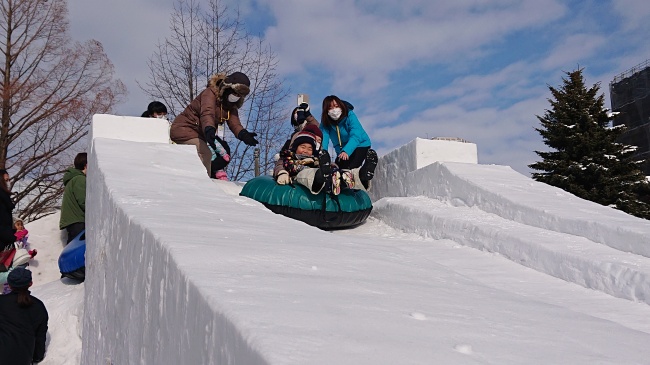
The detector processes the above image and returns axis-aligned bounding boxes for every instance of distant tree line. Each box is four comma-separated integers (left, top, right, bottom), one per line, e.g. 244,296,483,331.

530,68,650,219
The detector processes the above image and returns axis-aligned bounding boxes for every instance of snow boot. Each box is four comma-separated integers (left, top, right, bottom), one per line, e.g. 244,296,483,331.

360,149,378,183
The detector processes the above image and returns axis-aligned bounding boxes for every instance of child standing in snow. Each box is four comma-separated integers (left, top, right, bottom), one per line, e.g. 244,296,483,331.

14,219,27,244
209,134,231,180
13,220,36,262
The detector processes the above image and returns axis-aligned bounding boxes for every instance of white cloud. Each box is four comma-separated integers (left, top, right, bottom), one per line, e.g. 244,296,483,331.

367,91,550,174
612,0,650,30
261,0,566,93
540,34,607,70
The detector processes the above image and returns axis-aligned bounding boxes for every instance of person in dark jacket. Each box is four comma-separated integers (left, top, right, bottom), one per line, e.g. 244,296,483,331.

140,101,168,119
0,267,48,364
170,72,258,177
59,153,86,244
0,169,16,249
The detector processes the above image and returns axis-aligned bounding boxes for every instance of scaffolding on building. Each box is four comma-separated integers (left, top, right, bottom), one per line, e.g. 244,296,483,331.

609,58,650,174
610,58,650,114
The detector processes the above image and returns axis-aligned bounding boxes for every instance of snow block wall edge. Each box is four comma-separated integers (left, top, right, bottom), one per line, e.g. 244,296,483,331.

82,138,269,365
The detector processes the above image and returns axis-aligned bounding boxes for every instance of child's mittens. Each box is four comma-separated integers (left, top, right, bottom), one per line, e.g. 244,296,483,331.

29,249,37,258
276,171,290,185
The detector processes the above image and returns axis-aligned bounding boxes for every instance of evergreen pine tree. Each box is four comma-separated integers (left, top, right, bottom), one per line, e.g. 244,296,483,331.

530,68,650,219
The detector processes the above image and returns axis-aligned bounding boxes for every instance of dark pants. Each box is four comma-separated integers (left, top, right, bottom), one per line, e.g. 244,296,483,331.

335,146,370,170
65,222,85,244
0,227,16,249
210,154,230,178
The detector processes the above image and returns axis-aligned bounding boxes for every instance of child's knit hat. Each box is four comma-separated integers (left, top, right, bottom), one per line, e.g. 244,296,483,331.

301,124,323,140
290,131,317,154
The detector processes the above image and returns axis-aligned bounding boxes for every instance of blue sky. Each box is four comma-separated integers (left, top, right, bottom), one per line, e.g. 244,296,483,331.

68,0,650,175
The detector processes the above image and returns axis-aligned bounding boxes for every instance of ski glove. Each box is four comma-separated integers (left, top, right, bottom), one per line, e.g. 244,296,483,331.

238,129,259,146
296,103,311,123
204,126,217,150
205,127,231,156
276,171,290,185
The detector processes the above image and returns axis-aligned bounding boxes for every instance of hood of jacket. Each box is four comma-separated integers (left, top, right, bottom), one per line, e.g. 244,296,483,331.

63,167,85,186
208,73,250,109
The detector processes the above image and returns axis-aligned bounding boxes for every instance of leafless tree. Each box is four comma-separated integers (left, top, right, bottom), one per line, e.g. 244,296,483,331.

140,0,290,180
0,0,126,221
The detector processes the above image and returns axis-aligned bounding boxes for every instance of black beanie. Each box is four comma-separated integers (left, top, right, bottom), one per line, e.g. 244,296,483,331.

225,72,250,87
8,267,32,288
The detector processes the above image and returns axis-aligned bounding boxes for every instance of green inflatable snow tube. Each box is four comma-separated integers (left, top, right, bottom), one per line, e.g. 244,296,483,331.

240,175,372,229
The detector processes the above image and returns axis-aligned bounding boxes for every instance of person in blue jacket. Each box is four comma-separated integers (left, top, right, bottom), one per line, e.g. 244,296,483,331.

320,95,377,189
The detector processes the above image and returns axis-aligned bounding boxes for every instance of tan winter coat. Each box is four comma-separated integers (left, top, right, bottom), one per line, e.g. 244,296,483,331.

170,74,247,143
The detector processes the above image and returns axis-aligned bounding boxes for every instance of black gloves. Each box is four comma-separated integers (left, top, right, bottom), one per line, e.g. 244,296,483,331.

204,126,217,150
205,126,232,154
296,103,311,123
238,129,259,146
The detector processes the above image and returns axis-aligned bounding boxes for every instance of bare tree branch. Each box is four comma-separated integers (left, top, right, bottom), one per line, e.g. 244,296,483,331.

0,0,126,222
139,0,290,180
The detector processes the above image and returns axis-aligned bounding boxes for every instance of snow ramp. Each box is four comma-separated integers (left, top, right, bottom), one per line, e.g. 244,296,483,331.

80,117,650,364
371,138,650,304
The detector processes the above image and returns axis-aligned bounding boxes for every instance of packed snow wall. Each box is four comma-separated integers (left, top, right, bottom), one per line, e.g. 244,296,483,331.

369,137,477,199
81,116,268,364
371,138,650,258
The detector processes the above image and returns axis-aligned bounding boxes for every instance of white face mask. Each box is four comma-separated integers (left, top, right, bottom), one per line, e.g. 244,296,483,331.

228,94,241,103
328,107,342,120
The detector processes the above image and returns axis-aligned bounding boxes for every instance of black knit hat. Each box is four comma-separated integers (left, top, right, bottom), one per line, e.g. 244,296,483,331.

225,72,250,87
224,72,251,98
8,267,32,288
220,72,251,109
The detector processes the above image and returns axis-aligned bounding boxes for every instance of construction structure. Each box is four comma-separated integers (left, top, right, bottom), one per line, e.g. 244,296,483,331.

609,59,650,174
